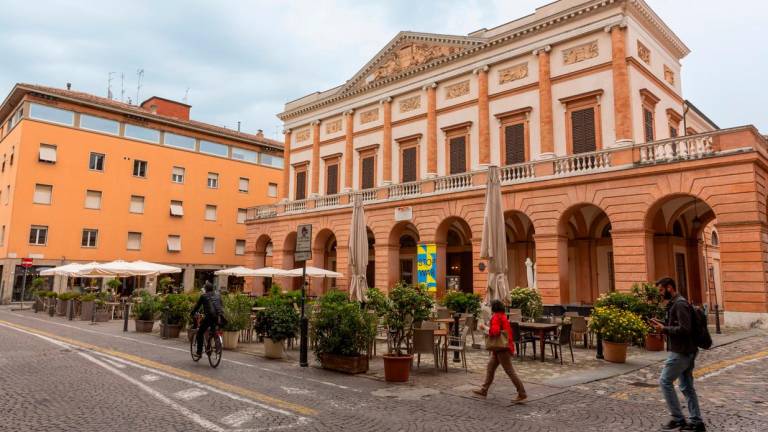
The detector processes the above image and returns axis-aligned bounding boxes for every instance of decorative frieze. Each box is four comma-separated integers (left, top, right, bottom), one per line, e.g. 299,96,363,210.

664,65,675,85
325,119,342,134
498,63,529,84
637,41,651,64
360,108,379,124
399,95,421,113
563,40,599,65
296,128,310,143
365,43,463,85
445,80,470,99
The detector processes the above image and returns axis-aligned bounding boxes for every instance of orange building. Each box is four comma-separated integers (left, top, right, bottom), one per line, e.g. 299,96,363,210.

246,0,768,328
0,84,283,302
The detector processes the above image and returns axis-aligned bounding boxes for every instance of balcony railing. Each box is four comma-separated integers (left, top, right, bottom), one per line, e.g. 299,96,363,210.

500,162,535,184
434,172,472,192
553,150,612,176
285,199,308,213
315,193,342,209
639,135,714,163
388,181,421,198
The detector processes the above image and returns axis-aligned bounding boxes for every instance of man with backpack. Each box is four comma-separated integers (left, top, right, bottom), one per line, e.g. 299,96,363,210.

651,277,706,431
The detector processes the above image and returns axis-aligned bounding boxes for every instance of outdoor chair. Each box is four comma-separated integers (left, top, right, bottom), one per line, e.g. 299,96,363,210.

508,308,522,315
411,328,440,369
443,326,469,372
570,316,591,348
507,312,523,323
512,321,537,360
373,320,390,357
544,323,574,364
463,315,477,348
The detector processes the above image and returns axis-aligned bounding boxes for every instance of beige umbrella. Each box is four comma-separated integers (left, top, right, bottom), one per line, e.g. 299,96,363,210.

480,166,510,304
348,195,368,302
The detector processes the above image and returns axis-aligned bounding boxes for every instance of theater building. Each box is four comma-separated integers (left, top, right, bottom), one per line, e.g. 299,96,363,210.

246,0,768,327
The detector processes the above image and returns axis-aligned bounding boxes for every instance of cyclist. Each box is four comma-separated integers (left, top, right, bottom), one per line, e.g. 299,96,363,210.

191,281,224,357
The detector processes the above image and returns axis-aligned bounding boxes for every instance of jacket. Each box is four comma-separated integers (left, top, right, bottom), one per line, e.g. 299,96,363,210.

192,291,223,319
488,312,515,354
663,295,698,354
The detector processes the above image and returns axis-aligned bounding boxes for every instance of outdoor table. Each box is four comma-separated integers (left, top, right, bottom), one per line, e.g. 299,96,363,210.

518,322,559,362
431,318,456,330
433,328,449,371
106,302,120,320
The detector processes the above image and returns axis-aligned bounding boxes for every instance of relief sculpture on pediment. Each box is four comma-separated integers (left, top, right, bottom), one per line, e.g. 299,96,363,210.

366,43,463,85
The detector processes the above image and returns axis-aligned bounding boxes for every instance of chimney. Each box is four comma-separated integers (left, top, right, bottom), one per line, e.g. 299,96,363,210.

256,129,264,139
140,96,191,120
66,82,71,90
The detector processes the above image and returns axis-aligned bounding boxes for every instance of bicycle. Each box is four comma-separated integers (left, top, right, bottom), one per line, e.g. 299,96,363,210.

190,313,223,368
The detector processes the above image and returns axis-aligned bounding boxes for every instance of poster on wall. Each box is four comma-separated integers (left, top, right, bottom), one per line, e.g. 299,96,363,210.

417,243,437,293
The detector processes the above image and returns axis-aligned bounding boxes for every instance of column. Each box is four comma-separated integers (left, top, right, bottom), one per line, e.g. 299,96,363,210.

472,237,488,300
311,120,321,195
716,222,768,326
377,244,397,293
608,23,633,146
344,110,354,191
610,228,653,292
535,46,555,159
182,267,195,293
533,233,567,304
475,66,490,166
1,261,15,304
425,83,438,176
281,129,291,200
381,97,393,184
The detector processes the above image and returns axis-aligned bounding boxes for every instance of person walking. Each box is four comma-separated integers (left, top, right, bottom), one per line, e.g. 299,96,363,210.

651,277,705,431
473,300,527,403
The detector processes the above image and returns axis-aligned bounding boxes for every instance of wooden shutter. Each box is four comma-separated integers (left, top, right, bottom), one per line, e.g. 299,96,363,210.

295,170,306,200
402,147,417,182
326,164,338,195
571,108,596,154
362,157,375,189
644,108,654,142
504,123,525,165
449,136,467,174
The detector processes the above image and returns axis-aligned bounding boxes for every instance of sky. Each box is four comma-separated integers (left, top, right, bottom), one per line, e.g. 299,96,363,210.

1,0,765,139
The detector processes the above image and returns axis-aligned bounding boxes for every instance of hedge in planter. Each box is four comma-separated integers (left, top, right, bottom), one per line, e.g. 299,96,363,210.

311,290,376,373
381,283,433,382
254,299,299,359
79,293,98,321
589,306,648,363
441,291,481,317
161,293,194,338
508,287,543,320
220,294,253,349
132,292,161,332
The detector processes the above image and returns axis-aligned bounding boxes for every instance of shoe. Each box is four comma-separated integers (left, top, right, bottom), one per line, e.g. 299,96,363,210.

512,394,527,404
680,423,706,431
472,389,487,397
661,419,687,431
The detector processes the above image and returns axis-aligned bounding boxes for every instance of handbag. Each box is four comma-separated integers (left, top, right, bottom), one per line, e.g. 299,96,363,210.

484,316,509,351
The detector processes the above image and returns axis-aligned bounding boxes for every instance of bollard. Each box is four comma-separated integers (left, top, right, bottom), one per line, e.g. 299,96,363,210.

715,304,721,334
452,312,462,362
161,305,169,339
123,300,129,332
596,333,604,359
67,300,74,321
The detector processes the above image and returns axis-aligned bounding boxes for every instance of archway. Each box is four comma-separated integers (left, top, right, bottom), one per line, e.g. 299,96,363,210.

388,222,420,287
250,234,273,294
646,194,716,305
436,217,473,295
505,211,536,288
366,227,376,289
282,231,301,291
313,228,337,295
559,204,614,304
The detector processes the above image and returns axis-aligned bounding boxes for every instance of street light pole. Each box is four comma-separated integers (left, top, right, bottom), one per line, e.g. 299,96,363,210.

19,266,29,311
299,260,308,367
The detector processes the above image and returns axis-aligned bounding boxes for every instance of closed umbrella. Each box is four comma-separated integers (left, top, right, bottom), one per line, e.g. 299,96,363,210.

480,166,510,304
348,195,368,302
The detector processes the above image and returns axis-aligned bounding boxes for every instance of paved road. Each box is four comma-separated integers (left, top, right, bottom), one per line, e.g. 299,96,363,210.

0,309,765,431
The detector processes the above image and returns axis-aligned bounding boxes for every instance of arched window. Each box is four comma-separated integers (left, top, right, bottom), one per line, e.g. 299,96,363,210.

711,231,719,246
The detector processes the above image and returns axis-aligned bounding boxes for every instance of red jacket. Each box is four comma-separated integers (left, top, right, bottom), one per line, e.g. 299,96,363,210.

488,312,515,353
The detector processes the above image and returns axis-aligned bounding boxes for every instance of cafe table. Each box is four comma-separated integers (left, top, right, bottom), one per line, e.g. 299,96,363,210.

433,328,449,371
517,322,559,362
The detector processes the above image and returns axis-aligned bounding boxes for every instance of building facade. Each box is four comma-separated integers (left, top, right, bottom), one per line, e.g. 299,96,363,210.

0,84,284,302
246,0,768,327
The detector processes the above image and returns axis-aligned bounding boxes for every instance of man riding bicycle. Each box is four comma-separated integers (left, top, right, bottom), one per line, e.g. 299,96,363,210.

191,281,224,357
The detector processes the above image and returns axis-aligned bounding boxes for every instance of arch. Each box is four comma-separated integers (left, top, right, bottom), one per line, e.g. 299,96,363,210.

435,216,474,295
504,210,536,288
280,231,300,291
388,222,421,288
251,234,273,294
312,228,338,294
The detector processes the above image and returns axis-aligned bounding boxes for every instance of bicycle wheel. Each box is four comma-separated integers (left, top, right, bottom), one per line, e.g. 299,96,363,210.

190,330,202,362
207,334,223,368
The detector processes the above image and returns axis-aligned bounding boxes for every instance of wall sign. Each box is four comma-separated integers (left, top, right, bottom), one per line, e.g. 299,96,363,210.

417,243,437,293
394,206,413,221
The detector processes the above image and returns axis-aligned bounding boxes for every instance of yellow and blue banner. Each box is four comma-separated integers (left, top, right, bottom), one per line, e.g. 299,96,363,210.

417,243,437,292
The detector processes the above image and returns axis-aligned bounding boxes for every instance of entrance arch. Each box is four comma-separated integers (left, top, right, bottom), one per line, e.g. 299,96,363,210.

505,211,536,288
388,222,420,287
252,234,273,294
366,227,376,290
436,217,473,295
281,231,301,291
313,228,337,294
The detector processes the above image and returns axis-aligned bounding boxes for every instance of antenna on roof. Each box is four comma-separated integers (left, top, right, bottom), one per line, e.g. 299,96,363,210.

135,69,144,104
120,73,125,103
183,87,190,104
237,121,241,132
107,72,115,99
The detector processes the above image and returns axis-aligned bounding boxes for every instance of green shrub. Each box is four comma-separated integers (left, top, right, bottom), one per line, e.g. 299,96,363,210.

158,276,173,294
58,292,80,301
364,287,389,318
106,278,122,291
221,293,253,332
255,300,299,342
384,283,433,356
631,282,665,322
508,287,543,319
31,277,47,291
132,292,161,321
442,291,482,317
311,290,376,358
80,293,97,302
163,293,194,327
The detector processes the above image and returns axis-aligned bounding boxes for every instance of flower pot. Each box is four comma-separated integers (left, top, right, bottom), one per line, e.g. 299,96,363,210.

320,353,369,374
161,323,182,338
264,338,284,359
134,319,155,333
94,309,110,322
383,354,413,382
644,333,665,352
80,301,95,321
602,341,629,363
222,331,239,350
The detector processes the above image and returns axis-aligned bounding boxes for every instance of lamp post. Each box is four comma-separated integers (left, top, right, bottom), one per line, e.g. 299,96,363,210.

596,332,604,359
452,312,461,362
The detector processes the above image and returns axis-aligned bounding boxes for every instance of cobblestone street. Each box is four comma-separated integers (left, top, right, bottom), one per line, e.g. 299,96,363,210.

1,307,766,431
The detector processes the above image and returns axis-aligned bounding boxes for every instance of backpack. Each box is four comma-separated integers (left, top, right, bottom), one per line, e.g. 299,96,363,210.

690,304,713,350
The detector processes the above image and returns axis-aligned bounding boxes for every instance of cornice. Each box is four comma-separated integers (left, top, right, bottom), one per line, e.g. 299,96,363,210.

627,0,690,58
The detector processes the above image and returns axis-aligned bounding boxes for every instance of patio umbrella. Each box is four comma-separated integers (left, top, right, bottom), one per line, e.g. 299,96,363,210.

76,260,156,277
285,266,343,278
214,266,257,277
480,165,510,304
249,267,294,277
348,195,368,302
40,262,89,276
131,260,182,274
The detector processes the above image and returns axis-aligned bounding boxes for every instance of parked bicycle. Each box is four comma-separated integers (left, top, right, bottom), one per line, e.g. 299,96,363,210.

190,313,223,368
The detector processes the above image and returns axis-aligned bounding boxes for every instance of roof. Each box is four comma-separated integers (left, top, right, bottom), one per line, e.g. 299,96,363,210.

0,83,283,150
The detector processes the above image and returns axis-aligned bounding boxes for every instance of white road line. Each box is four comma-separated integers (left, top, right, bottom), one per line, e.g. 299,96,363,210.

141,374,161,382
102,358,127,369
281,387,313,395
221,408,264,427
174,388,208,400
697,356,768,381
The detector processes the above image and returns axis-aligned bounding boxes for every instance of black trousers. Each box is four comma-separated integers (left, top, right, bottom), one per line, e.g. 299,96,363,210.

196,316,217,353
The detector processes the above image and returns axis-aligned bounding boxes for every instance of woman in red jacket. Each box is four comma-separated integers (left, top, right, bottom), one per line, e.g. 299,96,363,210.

473,300,527,403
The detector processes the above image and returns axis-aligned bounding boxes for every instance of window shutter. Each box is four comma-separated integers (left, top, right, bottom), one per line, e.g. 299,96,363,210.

170,201,184,216
85,190,102,209
504,124,525,165
203,237,215,254
205,205,217,221
167,235,181,252
39,145,57,162
295,171,306,200
326,164,338,195
130,195,144,213
362,157,374,189
571,108,596,154
237,208,246,224
34,184,52,204
235,240,246,255
127,232,141,250
239,177,249,192
449,136,466,174
402,147,417,182
644,108,654,142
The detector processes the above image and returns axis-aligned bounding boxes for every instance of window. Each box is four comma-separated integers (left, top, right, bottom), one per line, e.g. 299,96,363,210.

205,204,217,221
326,163,338,195
231,147,258,163
170,200,184,217
130,195,145,214
89,152,105,171
127,232,142,250
200,140,228,157
448,136,467,174
207,172,219,189
167,235,181,252
401,145,417,183
133,160,147,178
504,123,526,165
172,166,185,183
0,225,5,246
361,156,375,189
29,103,74,126
643,108,655,142
669,126,678,138
124,124,160,143
203,237,215,254
268,183,278,198
85,190,102,209
667,108,682,140
237,208,247,224
295,168,307,200
561,90,603,155
80,114,119,135
639,89,660,144
711,231,719,246
33,184,53,205
238,177,249,193
235,239,246,256
4,185,9,205
570,108,597,154
164,133,196,150
260,153,284,168
8,107,23,129
81,229,98,248
29,225,48,245
39,144,57,163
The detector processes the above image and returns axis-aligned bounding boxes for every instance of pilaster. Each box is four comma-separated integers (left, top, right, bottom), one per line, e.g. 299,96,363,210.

281,129,291,200
608,22,633,147
311,120,321,195
474,66,490,166
425,83,438,176
381,97,393,184
344,110,354,191
535,46,555,159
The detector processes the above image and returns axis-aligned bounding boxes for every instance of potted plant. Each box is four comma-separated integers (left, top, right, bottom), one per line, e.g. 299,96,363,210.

31,278,47,310
93,297,111,322
107,277,122,296
442,291,482,317
255,298,299,359
56,292,79,316
508,287,543,321
382,283,433,382
220,293,253,349
79,293,97,321
161,293,193,338
311,290,376,374
44,291,57,316
589,306,648,363
132,292,160,332
631,282,666,351
158,276,173,294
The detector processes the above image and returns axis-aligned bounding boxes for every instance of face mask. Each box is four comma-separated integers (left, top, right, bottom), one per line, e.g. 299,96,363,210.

662,289,673,300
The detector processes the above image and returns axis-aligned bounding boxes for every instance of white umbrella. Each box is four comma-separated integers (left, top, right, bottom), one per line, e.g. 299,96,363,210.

131,260,182,274
40,262,89,276
286,266,343,278
76,260,154,277
214,266,256,276
250,267,294,277
480,166,510,304
348,195,368,302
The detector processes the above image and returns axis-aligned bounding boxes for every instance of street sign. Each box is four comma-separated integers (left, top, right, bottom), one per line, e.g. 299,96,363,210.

294,251,312,262
295,224,312,262
21,258,33,268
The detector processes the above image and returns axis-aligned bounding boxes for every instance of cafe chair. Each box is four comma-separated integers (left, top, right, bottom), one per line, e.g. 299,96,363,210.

411,328,440,369
544,323,574,365
512,321,537,360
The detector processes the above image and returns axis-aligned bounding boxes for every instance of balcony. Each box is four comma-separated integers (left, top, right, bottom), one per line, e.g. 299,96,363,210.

246,128,761,222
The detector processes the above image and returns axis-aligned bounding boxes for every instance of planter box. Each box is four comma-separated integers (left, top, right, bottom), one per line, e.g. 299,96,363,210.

80,301,95,321
134,319,155,333
383,355,413,382
56,299,68,316
319,353,369,374
222,331,239,350
644,333,665,351
264,338,284,359
94,309,110,322
161,324,182,338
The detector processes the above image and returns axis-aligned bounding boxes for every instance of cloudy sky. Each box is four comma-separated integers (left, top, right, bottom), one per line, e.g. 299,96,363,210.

1,1,764,138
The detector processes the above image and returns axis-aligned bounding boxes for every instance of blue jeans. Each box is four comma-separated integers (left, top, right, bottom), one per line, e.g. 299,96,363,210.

660,352,703,424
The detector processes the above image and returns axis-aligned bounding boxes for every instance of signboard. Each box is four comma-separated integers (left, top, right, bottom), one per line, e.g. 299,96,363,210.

295,224,312,262
394,206,413,221
21,258,33,268
294,251,312,262
417,243,437,293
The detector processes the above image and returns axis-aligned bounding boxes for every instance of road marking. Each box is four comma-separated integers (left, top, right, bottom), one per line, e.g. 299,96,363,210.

221,408,264,427
142,374,161,382
281,386,314,395
695,351,768,381
175,388,208,400
102,358,127,369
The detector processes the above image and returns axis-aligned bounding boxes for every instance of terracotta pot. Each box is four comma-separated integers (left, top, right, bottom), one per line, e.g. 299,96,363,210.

264,338,284,359
644,333,665,352
161,324,182,338
320,353,369,374
602,340,629,363
134,319,155,333
80,301,94,321
383,355,413,382
222,331,240,350
94,310,110,322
